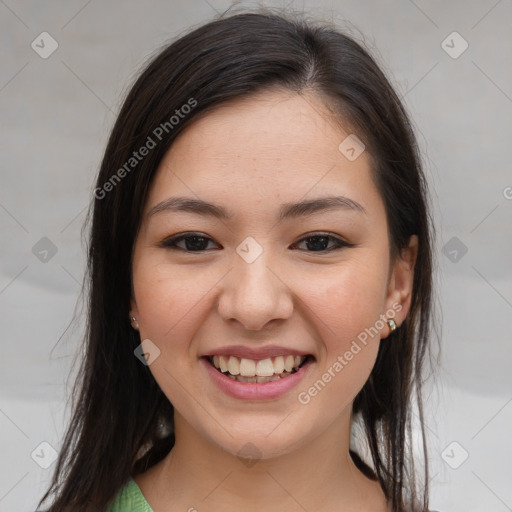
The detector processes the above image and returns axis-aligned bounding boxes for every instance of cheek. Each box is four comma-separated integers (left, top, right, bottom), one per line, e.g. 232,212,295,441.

133,259,218,342
296,276,383,414
304,260,388,344
302,341,380,417
131,261,205,409
294,260,386,405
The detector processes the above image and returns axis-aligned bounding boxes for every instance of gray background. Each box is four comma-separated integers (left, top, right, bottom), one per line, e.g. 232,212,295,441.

1,0,511,510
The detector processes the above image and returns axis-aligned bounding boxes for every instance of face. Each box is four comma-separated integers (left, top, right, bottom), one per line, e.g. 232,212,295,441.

130,88,417,460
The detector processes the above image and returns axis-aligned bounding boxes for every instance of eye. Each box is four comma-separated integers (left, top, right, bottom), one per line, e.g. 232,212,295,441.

160,232,354,253
160,233,221,252
291,233,354,253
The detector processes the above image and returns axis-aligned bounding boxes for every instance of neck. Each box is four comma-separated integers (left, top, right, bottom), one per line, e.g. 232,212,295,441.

139,408,388,512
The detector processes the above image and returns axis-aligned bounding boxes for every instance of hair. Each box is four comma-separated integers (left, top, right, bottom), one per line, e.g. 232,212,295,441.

37,7,438,512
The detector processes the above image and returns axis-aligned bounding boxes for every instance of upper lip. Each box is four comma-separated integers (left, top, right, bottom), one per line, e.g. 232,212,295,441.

202,345,313,360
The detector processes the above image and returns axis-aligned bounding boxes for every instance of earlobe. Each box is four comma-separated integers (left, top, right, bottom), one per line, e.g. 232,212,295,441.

129,298,139,330
129,315,139,330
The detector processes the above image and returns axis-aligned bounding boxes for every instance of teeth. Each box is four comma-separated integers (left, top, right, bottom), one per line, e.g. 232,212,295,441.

230,372,292,383
210,354,307,378
255,358,274,377
227,356,240,375
273,355,285,374
219,355,229,373
239,358,256,377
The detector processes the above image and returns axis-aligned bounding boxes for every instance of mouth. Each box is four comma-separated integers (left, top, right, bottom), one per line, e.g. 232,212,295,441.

204,354,314,384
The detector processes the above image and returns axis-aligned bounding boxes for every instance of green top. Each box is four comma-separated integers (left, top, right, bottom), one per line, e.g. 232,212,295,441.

107,478,153,512
107,477,441,512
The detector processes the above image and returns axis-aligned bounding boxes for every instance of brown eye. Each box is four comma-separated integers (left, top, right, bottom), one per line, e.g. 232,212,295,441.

292,233,353,253
161,232,354,254
161,233,220,252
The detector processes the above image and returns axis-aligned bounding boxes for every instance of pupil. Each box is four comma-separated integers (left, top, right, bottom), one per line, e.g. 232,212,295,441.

186,236,208,251
307,236,328,251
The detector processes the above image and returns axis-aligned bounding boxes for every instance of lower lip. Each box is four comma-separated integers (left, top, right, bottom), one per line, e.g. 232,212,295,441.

201,357,313,401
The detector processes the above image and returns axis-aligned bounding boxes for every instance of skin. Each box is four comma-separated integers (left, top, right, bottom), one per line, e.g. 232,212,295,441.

129,88,418,512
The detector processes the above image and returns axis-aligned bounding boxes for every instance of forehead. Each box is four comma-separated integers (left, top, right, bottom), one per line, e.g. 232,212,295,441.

144,89,382,219
166,88,353,165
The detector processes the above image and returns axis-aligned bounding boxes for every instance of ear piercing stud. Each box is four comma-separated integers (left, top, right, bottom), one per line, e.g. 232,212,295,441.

387,319,397,332
130,316,139,330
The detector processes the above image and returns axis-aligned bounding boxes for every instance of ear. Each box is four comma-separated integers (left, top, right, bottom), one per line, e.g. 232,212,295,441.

382,234,418,338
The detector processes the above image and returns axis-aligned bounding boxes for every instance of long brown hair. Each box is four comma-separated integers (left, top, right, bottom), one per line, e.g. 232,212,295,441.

37,7,438,512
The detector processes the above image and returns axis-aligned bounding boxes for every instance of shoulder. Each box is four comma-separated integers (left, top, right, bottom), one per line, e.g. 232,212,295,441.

34,479,153,512
106,478,154,512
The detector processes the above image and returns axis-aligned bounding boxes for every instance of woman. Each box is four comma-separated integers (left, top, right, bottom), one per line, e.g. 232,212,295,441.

37,8,439,512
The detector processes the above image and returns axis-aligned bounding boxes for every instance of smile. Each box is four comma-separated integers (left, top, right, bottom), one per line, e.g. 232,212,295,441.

208,354,309,383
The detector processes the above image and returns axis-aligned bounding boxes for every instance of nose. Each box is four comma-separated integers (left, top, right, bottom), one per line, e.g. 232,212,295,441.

217,251,293,332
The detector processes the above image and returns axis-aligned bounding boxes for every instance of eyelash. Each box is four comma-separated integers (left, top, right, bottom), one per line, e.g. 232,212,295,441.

160,232,354,253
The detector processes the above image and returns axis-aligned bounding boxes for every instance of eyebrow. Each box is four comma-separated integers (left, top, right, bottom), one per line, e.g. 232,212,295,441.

146,195,367,222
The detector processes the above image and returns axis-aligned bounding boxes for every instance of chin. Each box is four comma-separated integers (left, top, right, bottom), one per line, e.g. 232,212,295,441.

202,415,315,464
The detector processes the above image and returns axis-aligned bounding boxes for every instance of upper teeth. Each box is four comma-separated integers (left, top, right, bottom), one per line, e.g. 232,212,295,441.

211,355,306,377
